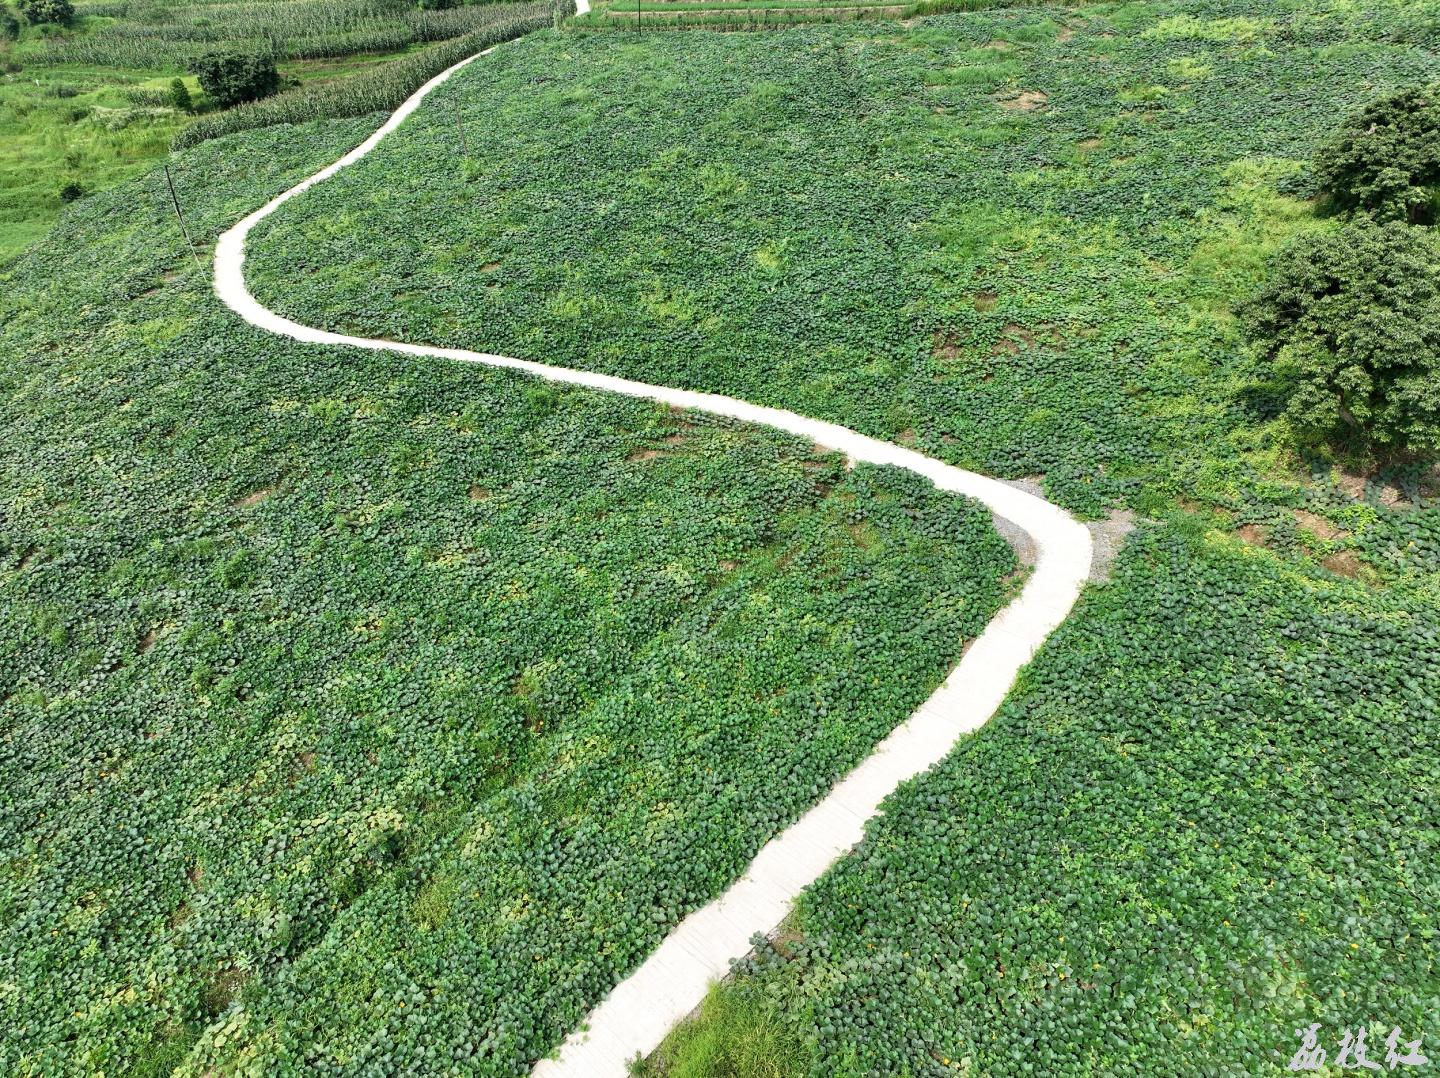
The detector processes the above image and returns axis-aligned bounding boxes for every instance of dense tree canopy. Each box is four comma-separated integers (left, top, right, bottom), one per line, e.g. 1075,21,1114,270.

1243,219,1440,457
188,51,280,108
1314,85,1440,225
17,0,72,25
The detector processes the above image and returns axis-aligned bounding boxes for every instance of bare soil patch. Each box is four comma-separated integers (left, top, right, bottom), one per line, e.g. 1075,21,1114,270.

1236,524,1268,549
1086,508,1136,583
997,90,1048,111
628,432,688,462
1322,550,1363,578
1292,508,1346,540
1335,468,1407,507
932,331,961,361
233,488,271,508
992,324,1036,356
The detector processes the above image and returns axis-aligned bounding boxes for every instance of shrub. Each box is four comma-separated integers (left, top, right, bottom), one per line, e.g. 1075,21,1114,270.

1241,219,1440,458
417,0,459,9
169,76,193,112
58,180,85,202
1,8,19,39
18,0,71,23
1314,85,1440,224
188,51,279,109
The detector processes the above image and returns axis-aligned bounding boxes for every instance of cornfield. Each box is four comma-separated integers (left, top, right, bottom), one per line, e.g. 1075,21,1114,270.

49,0,532,67
172,1,565,149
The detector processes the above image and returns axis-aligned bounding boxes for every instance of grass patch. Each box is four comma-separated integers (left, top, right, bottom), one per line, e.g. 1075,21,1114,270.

634,984,813,1077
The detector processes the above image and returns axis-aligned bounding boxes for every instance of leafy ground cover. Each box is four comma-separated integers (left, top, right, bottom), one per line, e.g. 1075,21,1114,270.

571,0,1018,33
248,0,1440,523
238,1,1440,1073
0,101,1018,1074
662,522,1440,1075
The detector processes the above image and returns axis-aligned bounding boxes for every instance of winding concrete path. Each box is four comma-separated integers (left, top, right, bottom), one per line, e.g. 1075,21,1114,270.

212,19,1092,1076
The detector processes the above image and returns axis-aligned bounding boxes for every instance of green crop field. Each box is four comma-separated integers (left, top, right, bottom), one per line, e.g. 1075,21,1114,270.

244,1,1440,1073
652,523,1440,1075
571,0,1017,32
4,0,1440,1074
248,2,1440,526
1,117,1017,1074
0,0,557,261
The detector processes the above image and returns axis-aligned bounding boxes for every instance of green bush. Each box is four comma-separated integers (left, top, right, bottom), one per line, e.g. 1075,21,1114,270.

1,8,20,39
1242,219,1440,458
57,180,85,202
169,76,193,113
418,0,459,9
17,0,71,24
188,51,280,109
1314,85,1440,225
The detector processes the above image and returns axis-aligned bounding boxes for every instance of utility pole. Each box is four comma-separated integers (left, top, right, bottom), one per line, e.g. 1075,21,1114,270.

454,102,469,156
162,165,203,274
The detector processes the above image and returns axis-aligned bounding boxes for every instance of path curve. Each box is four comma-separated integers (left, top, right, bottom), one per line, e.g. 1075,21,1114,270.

213,21,1093,1076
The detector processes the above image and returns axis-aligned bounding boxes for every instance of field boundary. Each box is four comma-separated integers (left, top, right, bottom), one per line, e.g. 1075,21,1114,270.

211,17,1093,1075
